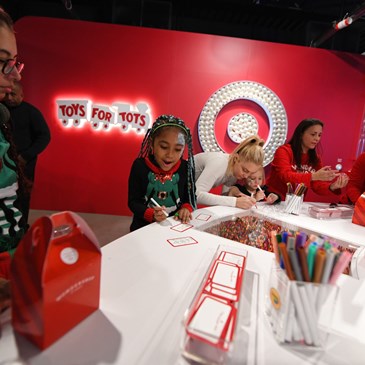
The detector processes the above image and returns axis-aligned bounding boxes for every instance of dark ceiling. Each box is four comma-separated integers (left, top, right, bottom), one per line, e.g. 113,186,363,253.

2,0,365,54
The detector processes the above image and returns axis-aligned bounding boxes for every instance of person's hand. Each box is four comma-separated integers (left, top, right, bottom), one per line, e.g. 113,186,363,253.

174,208,192,224
0,278,11,312
228,186,242,197
330,173,349,191
266,193,279,205
153,206,168,222
236,195,256,209
312,166,339,181
254,190,266,202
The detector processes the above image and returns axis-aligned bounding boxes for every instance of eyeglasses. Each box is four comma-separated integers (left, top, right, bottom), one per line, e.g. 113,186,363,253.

1,59,24,75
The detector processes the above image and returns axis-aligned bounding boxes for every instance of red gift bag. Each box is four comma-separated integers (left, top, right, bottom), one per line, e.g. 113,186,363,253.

10,211,101,349
352,193,365,227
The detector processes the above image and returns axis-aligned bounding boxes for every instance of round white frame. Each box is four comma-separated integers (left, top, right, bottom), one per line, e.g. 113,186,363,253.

198,81,288,166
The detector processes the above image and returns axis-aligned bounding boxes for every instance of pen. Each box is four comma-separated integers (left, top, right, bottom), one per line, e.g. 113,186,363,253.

150,197,169,217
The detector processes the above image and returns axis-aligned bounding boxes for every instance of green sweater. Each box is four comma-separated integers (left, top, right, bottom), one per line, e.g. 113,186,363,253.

0,129,24,254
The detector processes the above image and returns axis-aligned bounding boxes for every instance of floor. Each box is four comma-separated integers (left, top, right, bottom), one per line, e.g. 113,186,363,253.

28,210,132,248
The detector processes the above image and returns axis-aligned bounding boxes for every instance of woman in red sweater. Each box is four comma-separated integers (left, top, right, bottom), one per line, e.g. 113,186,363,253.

344,152,365,204
266,118,348,200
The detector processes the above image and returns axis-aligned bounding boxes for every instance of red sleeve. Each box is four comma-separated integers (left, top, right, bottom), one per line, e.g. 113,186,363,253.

346,153,365,204
270,145,312,187
143,207,155,223
181,203,194,212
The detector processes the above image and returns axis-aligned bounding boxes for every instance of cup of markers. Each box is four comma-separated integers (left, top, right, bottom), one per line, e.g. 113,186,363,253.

284,183,306,215
266,230,351,349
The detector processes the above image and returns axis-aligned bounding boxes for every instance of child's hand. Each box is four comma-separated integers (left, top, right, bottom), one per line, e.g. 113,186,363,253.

153,206,168,222
174,208,192,224
266,193,278,205
255,190,266,202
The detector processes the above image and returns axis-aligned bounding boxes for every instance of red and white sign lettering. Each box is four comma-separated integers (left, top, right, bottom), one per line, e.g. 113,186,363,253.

56,99,152,134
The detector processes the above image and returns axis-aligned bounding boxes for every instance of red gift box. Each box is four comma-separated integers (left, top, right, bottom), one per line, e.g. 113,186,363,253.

10,211,101,349
352,193,365,227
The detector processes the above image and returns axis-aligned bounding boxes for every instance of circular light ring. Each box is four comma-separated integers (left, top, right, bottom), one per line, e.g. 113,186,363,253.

227,113,258,144
198,81,288,166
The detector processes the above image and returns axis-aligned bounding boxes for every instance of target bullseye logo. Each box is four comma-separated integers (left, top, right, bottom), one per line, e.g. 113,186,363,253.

198,81,288,166
227,113,258,144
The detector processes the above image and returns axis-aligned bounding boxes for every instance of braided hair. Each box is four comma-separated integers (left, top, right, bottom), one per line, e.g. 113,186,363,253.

139,114,197,209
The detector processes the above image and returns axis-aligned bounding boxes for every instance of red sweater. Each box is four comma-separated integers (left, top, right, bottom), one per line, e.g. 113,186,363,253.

266,144,340,200
346,152,365,204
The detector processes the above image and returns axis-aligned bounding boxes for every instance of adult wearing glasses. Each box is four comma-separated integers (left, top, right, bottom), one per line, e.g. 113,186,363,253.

0,7,27,285
194,135,265,209
3,81,51,226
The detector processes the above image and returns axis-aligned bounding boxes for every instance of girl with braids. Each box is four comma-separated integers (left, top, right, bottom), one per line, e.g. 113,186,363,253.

266,118,348,201
128,114,196,231
194,135,265,209
0,6,26,305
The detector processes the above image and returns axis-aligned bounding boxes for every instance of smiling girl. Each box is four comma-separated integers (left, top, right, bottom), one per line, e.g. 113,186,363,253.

128,114,196,231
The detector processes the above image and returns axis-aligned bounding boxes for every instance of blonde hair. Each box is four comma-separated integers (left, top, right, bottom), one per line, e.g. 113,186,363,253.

226,135,265,176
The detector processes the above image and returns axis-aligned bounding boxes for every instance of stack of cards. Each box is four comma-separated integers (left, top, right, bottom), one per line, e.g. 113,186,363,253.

184,248,247,352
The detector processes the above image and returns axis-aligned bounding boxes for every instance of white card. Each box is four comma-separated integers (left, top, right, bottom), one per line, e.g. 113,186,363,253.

170,223,193,232
212,262,239,289
221,252,245,268
195,213,211,221
167,236,198,247
188,296,232,344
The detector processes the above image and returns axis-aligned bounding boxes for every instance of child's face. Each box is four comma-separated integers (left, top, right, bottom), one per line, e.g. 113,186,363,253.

152,127,185,171
246,171,263,189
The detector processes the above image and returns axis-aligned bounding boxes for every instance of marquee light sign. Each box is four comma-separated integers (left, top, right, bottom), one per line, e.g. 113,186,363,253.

56,99,152,133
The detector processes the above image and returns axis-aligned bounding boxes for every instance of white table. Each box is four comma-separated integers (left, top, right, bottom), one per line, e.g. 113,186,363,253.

1,204,365,364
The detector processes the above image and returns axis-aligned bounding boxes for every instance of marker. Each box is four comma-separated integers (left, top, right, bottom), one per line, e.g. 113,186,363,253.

257,185,267,200
307,242,318,280
312,248,326,283
329,251,352,285
150,197,169,217
287,237,303,281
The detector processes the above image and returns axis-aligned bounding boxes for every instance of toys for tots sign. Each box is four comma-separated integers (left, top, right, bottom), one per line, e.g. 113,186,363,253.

56,99,152,134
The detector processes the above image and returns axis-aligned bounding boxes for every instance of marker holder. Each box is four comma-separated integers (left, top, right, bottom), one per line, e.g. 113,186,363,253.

284,194,304,215
266,260,339,349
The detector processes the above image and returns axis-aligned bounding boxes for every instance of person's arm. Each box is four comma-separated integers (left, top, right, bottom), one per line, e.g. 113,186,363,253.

346,153,365,204
20,106,51,161
128,159,154,223
310,157,345,196
195,154,237,207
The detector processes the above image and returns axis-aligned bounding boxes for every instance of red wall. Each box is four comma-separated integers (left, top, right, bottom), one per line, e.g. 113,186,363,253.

14,17,365,215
